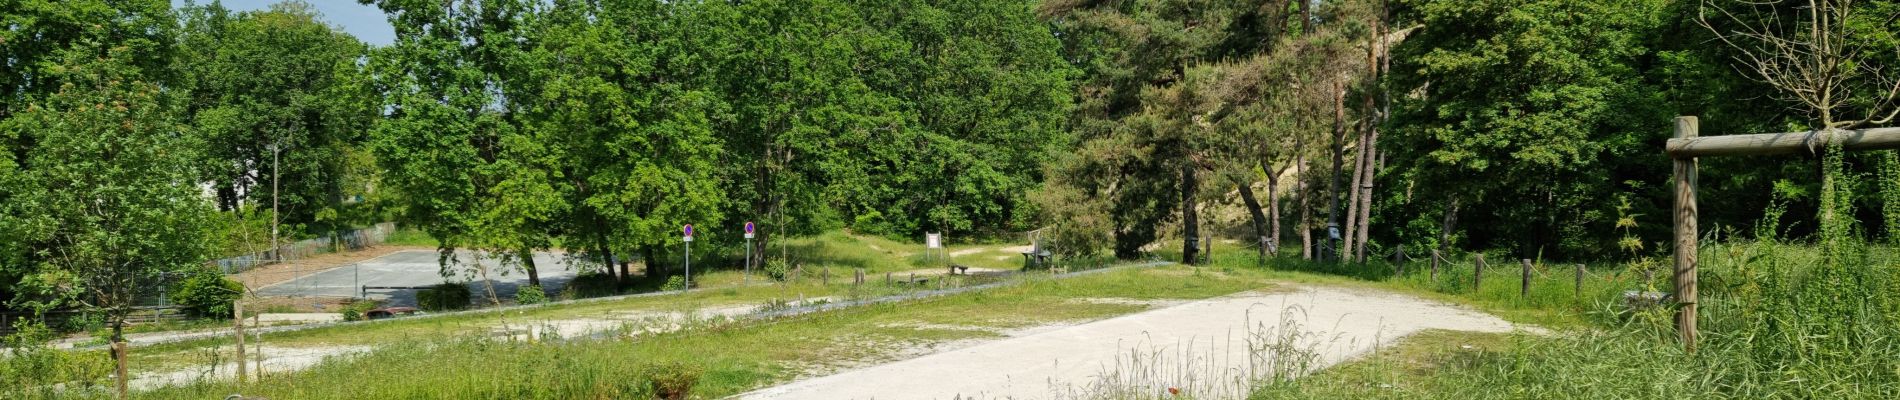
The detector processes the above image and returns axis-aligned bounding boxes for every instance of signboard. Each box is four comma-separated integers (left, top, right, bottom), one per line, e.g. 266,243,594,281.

925,233,942,249
744,221,755,239
683,224,695,242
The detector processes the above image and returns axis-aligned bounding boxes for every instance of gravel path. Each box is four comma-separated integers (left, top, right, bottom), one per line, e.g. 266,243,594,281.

736,286,1528,400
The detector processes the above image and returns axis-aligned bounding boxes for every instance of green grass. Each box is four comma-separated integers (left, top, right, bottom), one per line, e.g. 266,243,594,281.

1243,239,1900,399
104,265,1277,400
380,228,439,247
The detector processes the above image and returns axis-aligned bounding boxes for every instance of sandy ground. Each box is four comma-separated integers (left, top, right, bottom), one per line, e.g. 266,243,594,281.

736,286,1528,400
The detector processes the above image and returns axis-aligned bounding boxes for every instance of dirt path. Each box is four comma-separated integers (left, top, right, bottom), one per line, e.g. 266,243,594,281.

736,286,1529,400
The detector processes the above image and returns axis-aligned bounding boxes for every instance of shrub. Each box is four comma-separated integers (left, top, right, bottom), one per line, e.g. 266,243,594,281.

170,269,244,318
764,259,791,282
339,300,380,322
416,283,471,311
641,361,702,400
561,272,620,300
515,285,547,305
660,276,690,291
4,322,112,394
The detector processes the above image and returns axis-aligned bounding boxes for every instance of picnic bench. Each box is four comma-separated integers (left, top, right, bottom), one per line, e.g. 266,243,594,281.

1021,230,1052,269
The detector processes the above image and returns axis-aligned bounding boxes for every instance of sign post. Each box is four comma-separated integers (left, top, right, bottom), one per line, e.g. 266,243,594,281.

744,221,755,284
925,233,944,266
682,224,694,291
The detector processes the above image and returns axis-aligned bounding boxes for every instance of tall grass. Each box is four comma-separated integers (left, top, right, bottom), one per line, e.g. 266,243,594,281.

1257,147,1900,399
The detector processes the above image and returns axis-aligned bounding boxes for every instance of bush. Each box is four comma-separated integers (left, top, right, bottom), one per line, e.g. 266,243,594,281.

641,361,702,400
170,269,244,318
416,283,471,311
660,276,690,291
560,272,620,300
515,284,547,305
764,259,791,282
339,300,380,322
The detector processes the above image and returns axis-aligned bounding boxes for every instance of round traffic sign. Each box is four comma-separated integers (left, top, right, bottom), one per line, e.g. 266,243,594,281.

744,221,755,234
683,224,694,237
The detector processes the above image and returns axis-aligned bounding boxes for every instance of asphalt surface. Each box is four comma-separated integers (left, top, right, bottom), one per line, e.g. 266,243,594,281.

255,250,584,306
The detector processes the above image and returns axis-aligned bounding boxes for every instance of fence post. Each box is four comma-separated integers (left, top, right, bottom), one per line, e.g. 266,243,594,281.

1430,249,1440,281
823,266,830,286
1520,259,1532,297
885,272,892,286
1473,254,1485,293
1674,116,1700,352
1575,264,1585,298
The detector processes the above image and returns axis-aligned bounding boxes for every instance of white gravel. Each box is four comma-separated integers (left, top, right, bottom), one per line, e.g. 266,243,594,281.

736,286,1528,400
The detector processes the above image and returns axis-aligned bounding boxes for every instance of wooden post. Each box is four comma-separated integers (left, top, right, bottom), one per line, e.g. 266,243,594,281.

1574,264,1585,298
1673,116,1699,352
1520,259,1531,297
113,341,128,399
885,272,892,286
1473,254,1485,293
234,301,246,384
1430,249,1439,281
823,266,830,286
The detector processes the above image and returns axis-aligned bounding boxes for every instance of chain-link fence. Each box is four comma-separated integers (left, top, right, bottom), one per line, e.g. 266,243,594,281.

212,222,397,274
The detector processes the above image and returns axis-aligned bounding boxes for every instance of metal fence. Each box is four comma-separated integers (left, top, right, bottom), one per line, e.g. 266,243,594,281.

213,222,398,274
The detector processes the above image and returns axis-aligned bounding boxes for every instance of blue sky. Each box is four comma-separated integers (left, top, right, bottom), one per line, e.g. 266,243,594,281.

172,0,396,46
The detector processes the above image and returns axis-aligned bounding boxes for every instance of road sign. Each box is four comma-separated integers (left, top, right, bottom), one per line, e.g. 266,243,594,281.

683,224,694,242
744,221,755,239
925,233,942,249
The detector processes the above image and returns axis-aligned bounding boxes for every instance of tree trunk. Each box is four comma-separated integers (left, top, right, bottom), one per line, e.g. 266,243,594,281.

1297,139,1312,260
1326,81,1347,261
1344,130,1367,260
642,245,664,279
1181,162,1200,265
113,322,127,400
1354,146,1378,263
593,223,618,282
1237,178,1269,261
1265,161,1282,257
519,248,541,289
1438,198,1460,254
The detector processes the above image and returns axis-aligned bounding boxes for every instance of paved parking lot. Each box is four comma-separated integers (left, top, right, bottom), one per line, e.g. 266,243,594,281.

255,250,585,306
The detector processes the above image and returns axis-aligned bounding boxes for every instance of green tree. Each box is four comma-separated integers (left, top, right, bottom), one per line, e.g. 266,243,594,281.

1382,0,1672,258
508,0,725,281
1,0,179,316
363,0,559,288
176,0,377,236
2,43,214,398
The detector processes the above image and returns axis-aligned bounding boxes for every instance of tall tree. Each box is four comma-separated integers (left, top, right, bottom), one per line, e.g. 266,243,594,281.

176,0,376,238
3,43,213,399
364,0,557,289
1384,0,1671,258
522,0,725,281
